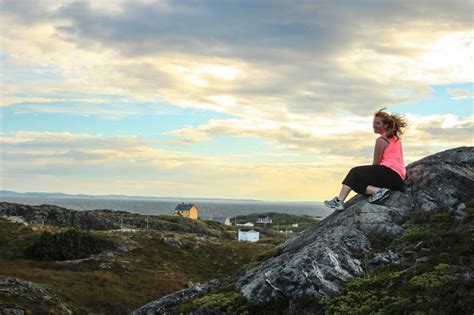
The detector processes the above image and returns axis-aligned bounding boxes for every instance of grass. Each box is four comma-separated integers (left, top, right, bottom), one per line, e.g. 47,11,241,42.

0,218,278,314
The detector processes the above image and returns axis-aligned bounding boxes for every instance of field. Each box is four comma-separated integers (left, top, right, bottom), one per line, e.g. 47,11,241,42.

0,218,282,314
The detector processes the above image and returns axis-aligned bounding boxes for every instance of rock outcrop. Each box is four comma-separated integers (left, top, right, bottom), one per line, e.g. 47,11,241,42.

0,276,72,315
134,146,474,313
0,203,120,230
133,278,226,315
405,146,474,212
237,146,473,302
0,204,222,236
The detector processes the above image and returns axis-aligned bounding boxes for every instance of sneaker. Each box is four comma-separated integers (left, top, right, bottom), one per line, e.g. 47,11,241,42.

368,188,391,203
324,197,344,211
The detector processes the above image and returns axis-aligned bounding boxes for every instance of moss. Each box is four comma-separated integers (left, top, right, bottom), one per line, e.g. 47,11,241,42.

322,263,472,315
321,208,474,315
179,292,250,314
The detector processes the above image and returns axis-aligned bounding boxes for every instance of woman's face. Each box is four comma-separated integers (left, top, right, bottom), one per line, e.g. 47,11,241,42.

373,116,386,134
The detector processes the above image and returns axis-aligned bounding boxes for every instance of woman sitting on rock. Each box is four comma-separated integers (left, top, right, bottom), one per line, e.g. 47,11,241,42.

324,108,408,211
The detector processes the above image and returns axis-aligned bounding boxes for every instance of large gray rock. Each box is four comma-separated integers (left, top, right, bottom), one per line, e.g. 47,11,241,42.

236,146,473,302
0,276,72,315
132,278,225,315
132,147,474,313
405,146,474,212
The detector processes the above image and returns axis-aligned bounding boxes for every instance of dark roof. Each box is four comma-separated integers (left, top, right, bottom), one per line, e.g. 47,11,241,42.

175,203,197,211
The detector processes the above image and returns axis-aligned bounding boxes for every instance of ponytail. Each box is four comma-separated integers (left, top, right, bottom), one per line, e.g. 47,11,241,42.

374,108,408,139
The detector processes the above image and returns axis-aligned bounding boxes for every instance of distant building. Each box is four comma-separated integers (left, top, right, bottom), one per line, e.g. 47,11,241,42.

256,216,272,224
212,216,232,226
236,222,254,227
238,229,260,242
292,223,299,228
173,203,199,219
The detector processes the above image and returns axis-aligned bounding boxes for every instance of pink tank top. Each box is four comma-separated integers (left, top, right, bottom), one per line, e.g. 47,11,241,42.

380,136,406,180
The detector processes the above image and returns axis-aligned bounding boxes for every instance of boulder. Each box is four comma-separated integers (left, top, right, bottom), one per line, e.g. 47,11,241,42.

0,276,72,314
129,147,474,313
236,147,473,302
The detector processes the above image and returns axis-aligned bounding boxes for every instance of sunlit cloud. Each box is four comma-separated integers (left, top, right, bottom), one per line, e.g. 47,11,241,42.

1,131,353,200
1,0,472,117
447,88,473,99
1,0,472,200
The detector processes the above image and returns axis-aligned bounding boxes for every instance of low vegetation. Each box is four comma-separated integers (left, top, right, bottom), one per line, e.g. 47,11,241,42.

0,218,280,314
25,229,116,261
321,207,473,314
179,207,474,314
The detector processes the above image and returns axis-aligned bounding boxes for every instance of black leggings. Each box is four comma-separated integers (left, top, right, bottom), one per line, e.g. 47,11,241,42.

342,165,404,195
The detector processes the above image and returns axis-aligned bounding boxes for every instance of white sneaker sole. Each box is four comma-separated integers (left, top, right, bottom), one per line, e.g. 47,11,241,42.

368,190,391,203
324,202,344,211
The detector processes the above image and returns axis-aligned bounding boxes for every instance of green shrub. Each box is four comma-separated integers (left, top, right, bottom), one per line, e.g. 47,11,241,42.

322,263,472,314
25,229,115,261
178,292,251,314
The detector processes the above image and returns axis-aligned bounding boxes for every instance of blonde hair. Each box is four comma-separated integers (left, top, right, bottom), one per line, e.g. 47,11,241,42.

374,108,408,139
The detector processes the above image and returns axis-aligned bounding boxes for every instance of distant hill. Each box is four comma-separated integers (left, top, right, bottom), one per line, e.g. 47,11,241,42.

0,190,262,203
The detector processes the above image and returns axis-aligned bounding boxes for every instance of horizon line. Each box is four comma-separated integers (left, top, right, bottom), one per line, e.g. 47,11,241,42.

0,189,324,203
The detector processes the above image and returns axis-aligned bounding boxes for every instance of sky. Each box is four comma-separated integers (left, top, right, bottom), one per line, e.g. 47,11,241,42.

0,0,473,201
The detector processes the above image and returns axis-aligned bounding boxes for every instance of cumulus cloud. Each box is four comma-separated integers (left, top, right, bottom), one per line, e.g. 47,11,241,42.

1,1,472,199
447,88,473,99
1,0,472,117
165,113,473,160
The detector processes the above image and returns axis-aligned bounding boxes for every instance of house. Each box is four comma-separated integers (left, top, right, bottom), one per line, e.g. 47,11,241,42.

238,229,260,242
256,216,272,224
212,216,232,226
173,203,199,219
236,222,255,228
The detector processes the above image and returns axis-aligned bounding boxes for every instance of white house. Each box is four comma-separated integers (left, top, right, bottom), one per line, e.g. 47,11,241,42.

212,216,232,226
238,229,260,242
256,216,272,224
236,222,254,227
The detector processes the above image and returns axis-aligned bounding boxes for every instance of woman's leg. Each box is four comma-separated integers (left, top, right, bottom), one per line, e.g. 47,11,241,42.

338,184,352,202
365,185,381,195
342,166,374,195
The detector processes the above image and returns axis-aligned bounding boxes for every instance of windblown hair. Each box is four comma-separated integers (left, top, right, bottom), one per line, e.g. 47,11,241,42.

374,108,408,139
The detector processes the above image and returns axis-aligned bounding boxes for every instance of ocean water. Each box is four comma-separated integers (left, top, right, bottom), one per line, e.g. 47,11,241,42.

0,196,332,220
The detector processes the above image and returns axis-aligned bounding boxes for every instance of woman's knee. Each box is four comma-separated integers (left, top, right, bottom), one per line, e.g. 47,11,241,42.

348,166,364,176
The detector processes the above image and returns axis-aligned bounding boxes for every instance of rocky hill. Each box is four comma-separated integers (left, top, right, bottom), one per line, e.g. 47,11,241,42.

0,216,276,314
134,146,474,314
0,203,226,237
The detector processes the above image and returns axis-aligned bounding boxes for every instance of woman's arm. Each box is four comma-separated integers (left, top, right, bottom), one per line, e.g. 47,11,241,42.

373,137,389,165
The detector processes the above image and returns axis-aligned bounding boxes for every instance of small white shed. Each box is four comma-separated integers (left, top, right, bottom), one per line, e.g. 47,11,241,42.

236,222,254,228
238,229,260,242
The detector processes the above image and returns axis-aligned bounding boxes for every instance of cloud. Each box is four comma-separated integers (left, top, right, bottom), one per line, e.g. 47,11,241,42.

165,113,473,159
1,1,472,200
0,130,355,200
1,0,472,119
447,88,473,99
